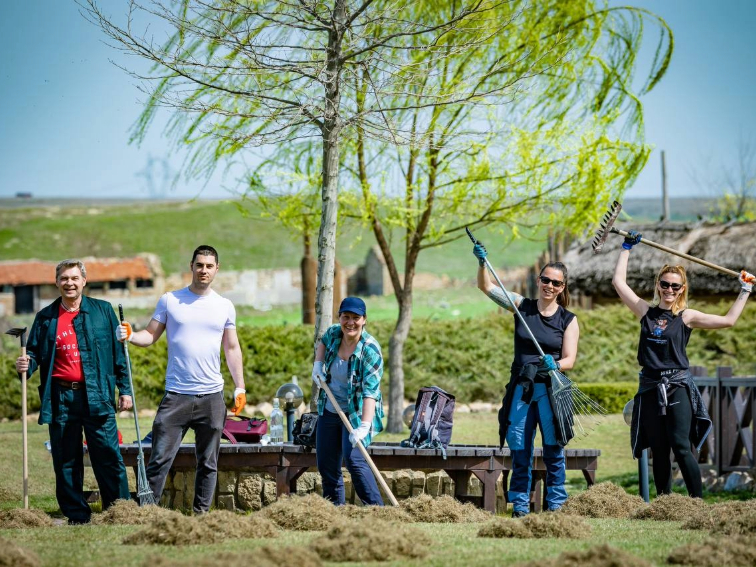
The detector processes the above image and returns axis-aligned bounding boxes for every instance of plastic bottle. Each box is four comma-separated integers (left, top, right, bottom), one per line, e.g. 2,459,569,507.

270,398,284,445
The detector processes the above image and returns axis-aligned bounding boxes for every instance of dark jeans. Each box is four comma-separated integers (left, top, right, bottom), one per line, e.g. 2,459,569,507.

639,386,702,497
315,410,383,506
49,383,130,523
146,391,226,513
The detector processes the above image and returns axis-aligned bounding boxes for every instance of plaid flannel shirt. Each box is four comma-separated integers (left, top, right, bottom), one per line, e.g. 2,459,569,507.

317,324,384,446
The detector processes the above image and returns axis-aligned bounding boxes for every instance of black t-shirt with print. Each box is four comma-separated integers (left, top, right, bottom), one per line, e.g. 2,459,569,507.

637,306,692,372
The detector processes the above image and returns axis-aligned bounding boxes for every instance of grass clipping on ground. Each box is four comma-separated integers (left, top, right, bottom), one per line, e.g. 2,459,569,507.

560,482,646,519
123,510,279,545
682,499,756,534
313,519,429,562
516,543,651,567
400,494,490,523
478,513,591,539
667,535,756,566
145,547,322,567
0,508,54,529
340,504,413,522
0,536,41,567
92,499,180,525
631,493,702,521
259,493,343,531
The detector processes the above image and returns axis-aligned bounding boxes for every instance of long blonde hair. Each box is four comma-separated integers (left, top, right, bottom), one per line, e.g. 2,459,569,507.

653,264,689,315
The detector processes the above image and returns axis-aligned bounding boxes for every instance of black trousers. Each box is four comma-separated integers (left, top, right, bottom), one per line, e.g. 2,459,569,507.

639,386,703,498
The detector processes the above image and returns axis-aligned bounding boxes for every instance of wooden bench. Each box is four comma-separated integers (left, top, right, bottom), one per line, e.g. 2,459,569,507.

121,443,599,513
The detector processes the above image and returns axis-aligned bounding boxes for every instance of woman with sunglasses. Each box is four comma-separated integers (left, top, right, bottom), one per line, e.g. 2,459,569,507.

473,244,579,517
613,231,754,498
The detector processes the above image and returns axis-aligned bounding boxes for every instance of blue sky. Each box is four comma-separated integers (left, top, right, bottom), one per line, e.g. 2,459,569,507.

1,1,755,200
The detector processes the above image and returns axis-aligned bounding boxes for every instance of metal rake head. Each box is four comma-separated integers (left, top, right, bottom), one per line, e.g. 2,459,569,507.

592,200,622,254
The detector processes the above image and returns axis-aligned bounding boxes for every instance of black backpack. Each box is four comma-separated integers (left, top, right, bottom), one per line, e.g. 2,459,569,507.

401,386,455,459
292,412,318,450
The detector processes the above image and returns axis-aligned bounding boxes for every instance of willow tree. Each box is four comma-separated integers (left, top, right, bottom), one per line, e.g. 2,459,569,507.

338,1,672,431
81,0,528,345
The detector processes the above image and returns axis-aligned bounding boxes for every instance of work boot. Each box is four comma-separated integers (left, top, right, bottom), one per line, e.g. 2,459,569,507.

512,510,528,518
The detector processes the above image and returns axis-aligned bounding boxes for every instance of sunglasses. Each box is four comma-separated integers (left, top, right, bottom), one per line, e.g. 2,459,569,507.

539,276,565,288
659,280,683,291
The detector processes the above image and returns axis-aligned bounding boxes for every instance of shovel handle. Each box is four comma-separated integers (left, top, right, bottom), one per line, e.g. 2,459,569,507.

118,304,125,323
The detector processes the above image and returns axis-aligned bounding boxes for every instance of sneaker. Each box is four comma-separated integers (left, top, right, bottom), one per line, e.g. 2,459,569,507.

512,510,528,518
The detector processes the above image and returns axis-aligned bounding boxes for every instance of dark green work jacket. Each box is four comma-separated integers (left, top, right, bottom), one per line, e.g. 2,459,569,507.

26,296,131,425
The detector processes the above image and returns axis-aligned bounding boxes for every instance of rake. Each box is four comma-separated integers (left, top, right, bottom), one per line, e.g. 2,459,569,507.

6,327,29,508
118,305,157,506
466,228,606,441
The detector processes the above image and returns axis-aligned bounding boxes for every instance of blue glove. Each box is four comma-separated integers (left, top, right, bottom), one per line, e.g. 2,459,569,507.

473,242,488,266
539,355,559,372
622,230,642,250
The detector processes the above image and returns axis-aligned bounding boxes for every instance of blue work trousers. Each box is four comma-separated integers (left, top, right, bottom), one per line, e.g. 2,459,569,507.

506,383,567,513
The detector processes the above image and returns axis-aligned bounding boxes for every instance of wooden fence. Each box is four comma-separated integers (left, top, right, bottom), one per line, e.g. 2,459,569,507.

692,366,756,474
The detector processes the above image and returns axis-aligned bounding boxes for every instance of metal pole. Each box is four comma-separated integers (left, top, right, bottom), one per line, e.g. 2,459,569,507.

639,449,650,502
286,407,296,442
661,150,669,221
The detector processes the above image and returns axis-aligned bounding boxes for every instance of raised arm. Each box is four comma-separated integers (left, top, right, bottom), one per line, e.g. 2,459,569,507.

684,271,754,329
612,247,649,320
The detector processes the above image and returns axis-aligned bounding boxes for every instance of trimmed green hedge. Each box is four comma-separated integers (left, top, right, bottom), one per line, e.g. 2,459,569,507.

1,302,755,419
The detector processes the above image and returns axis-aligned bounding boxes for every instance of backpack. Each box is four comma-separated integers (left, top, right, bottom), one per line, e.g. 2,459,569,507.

292,412,319,450
401,386,455,459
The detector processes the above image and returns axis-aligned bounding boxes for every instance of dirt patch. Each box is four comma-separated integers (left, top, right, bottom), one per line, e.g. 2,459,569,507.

340,504,413,522
400,494,490,523
196,510,279,539
682,500,756,531
0,508,55,529
144,547,322,567
561,482,646,519
313,519,429,562
258,493,343,531
631,493,703,521
667,535,756,566
0,536,41,567
478,514,590,539
123,515,221,545
92,500,180,525
516,543,651,567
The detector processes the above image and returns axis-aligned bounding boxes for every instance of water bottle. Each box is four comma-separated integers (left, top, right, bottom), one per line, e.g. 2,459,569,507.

270,398,284,445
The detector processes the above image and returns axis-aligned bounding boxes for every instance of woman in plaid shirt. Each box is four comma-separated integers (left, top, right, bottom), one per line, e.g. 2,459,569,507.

311,297,385,505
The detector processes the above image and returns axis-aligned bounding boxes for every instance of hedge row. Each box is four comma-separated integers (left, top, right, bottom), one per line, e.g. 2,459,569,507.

1,302,755,419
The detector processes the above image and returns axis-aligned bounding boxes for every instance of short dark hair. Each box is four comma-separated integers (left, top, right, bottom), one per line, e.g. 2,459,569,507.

191,245,219,265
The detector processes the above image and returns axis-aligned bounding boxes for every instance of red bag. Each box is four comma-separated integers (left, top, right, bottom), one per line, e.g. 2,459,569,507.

222,415,268,443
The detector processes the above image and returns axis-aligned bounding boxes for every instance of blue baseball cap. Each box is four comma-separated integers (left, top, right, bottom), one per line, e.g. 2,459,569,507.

339,296,367,317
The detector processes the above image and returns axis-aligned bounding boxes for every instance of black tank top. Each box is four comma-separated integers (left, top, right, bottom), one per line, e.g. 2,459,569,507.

637,306,692,372
512,298,575,373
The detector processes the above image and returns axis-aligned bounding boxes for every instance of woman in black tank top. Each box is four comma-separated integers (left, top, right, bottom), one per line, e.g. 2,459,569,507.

613,231,754,498
474,244,579,517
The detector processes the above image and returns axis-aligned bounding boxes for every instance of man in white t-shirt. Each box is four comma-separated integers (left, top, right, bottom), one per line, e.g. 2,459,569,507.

117,245,246,512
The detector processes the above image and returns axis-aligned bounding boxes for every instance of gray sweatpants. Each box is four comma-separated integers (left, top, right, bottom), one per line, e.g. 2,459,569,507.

146,391,226,513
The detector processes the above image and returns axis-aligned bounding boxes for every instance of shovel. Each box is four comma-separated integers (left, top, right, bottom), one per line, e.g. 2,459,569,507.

6,327,29,509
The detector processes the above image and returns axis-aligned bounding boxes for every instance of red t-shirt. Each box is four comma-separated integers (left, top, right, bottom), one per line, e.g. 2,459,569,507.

52,305,84,382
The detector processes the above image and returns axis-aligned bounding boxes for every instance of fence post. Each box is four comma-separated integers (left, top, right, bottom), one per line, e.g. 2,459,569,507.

715,366,732,475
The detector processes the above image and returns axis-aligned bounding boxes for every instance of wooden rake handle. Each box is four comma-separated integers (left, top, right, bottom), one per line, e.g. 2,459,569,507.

318,380,399,506
612,227,740,278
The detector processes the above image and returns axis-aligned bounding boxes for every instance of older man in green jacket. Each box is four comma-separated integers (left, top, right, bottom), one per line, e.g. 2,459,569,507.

16,259,132,524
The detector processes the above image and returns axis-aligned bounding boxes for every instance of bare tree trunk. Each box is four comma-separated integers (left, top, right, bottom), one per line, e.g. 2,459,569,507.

387,289,413,432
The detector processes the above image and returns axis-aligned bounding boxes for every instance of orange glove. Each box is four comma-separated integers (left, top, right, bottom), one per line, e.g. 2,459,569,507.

740,271,755,293
116,322,133,342
232,388,246,416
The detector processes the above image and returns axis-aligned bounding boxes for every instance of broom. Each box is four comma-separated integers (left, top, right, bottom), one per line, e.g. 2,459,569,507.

466,228,606,441
118,305,157,506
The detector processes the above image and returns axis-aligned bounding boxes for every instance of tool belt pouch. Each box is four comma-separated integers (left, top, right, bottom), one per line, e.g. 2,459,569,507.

292,412,319,450
222,415,268,444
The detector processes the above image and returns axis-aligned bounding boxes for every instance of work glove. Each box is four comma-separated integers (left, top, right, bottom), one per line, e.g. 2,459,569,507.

740,270,755,293
622,230,642,250
539,355,559,372
311,361,326,388
231,388,246,416
349,421,371,447
116,322,133,342
472,242,488,266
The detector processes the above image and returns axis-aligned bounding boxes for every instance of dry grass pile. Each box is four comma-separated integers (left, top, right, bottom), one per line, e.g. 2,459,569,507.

631,493,702,521
0,508,54,529
682,499,756,531
709,508,756,536
561,482,646,519
667,535,756,566
478,514,590,539
0,487,16,503
313,519,429,562
400,494,489,523
516,544,650,567
123,515,221,545
0,536,41,567
145,547,322,567
92,500,179,525
340,504,413,522
259,493,343,531
195,510,279,539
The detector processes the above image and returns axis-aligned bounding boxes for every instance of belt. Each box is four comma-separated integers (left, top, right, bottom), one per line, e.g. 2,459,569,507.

167,391,219,398
53,378,85,390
